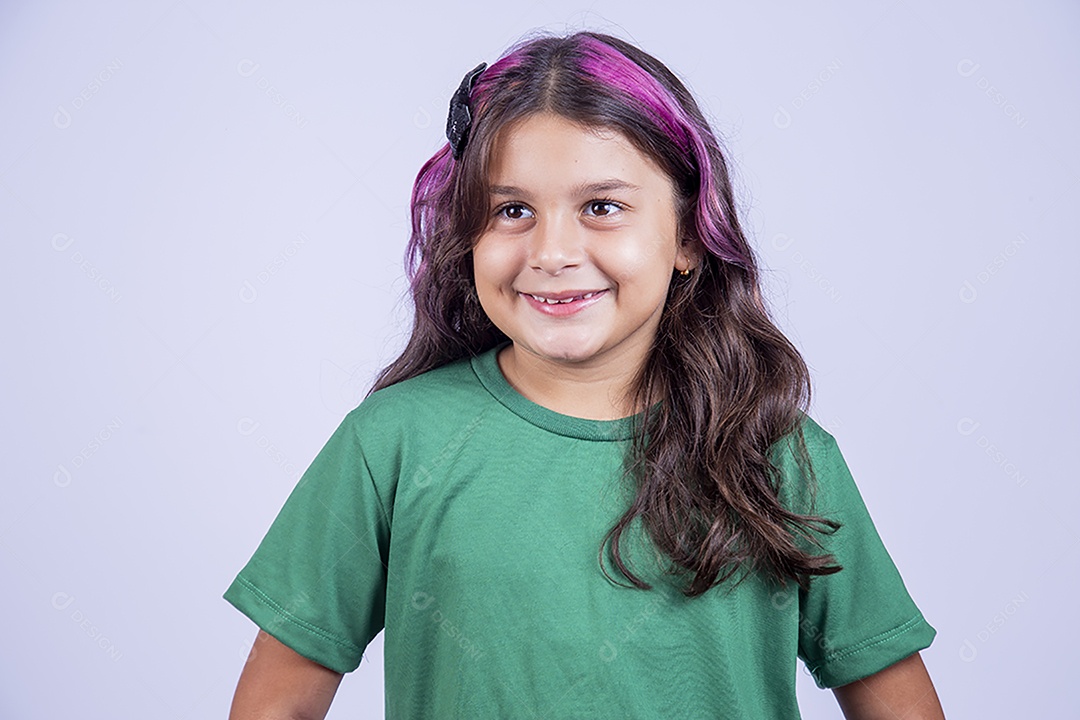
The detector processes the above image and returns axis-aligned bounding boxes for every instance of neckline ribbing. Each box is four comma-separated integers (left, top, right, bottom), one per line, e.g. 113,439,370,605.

470,341,658,442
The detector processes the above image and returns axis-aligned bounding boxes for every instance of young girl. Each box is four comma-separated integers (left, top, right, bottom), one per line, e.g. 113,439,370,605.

224,30,943,720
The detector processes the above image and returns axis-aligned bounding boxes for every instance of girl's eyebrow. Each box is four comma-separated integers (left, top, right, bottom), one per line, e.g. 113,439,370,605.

488,179,642,199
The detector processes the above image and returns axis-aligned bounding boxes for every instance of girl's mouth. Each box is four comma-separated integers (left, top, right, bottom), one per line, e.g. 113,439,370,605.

519,289,608,316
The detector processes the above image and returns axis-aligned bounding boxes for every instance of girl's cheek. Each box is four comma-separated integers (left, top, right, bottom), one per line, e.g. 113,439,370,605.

601,233,653,272
500,237,530,265
474,243,520,285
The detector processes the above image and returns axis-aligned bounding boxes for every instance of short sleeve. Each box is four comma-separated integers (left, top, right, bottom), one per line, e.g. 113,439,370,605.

788,425,936,689
223,407,390,674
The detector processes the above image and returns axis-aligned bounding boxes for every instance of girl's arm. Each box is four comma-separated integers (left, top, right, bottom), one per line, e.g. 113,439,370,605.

831,651,945,720
228,629,344,720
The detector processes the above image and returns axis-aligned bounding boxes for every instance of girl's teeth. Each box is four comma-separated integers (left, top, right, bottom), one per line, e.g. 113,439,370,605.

531,291,597,304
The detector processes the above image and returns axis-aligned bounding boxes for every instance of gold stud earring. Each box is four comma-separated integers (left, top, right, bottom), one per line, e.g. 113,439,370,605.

679,267,690,276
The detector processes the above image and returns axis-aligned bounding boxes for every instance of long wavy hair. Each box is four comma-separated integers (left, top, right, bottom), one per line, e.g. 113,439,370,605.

368,29,842,597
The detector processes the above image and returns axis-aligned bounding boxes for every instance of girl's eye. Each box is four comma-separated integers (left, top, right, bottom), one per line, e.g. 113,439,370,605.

585,200,622,217
495,204,533,220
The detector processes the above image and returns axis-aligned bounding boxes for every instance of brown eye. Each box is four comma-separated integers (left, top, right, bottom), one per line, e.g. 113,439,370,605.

496,203,533,220
586,200,622,217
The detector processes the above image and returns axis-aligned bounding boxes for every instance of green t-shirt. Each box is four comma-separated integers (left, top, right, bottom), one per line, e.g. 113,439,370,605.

223,340,936,719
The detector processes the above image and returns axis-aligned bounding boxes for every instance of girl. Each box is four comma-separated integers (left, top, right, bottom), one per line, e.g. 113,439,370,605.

225,30,943,720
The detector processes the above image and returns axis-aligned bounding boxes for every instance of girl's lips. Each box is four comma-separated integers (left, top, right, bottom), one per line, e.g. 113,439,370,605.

519,289,608,317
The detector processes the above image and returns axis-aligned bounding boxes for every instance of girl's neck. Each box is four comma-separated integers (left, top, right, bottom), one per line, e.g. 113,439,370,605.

495,343,651,421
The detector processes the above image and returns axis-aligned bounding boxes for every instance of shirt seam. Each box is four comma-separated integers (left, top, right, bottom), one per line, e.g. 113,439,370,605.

468,353,635,442
235,574,363,654
347,410,392,527
820,613,925,665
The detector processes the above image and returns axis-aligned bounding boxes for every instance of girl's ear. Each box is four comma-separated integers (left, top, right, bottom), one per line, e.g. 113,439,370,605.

678,236,705,271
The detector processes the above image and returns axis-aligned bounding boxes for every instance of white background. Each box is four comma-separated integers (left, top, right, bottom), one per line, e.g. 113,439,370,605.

2,1,1076,717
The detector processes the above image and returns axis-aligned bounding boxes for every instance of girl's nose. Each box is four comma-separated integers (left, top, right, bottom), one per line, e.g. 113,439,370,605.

527,212,585,274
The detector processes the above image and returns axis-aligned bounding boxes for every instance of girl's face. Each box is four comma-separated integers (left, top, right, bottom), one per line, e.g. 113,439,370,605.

472,112,694,379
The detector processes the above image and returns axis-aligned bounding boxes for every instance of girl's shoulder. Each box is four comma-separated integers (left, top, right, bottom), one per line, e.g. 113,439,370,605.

772,410,838,465
343,354,487,435
770,410,851,515
794,410,840,456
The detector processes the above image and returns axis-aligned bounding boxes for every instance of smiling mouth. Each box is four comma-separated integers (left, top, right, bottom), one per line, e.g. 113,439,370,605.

520,290,607,305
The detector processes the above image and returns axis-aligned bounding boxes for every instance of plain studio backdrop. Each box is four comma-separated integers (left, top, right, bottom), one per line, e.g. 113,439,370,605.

2,1,1076,717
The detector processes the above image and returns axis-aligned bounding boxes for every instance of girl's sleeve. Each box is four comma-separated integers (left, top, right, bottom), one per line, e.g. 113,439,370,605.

222,407,390,674
792,426,937,689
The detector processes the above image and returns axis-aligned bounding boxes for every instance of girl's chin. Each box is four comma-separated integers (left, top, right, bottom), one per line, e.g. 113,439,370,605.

516,336,606,364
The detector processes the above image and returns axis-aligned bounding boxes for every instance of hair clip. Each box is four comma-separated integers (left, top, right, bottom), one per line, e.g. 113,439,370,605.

446,61,487,160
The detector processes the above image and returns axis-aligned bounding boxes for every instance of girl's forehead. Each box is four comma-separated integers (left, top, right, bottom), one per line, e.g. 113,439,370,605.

484,113,666,188
491,113,629,149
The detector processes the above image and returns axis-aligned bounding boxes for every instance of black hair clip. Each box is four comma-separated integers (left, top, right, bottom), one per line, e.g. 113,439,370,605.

446,61,487,160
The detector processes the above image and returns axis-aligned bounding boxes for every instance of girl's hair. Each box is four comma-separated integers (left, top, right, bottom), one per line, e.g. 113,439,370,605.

368,29,841,597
